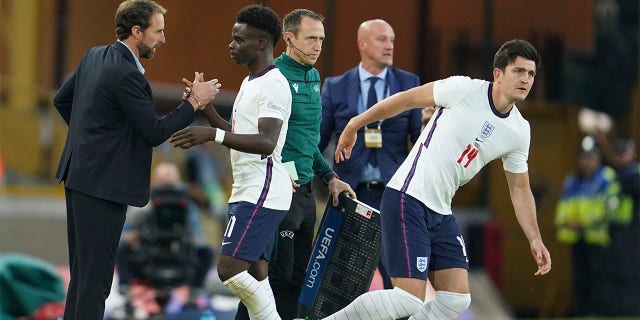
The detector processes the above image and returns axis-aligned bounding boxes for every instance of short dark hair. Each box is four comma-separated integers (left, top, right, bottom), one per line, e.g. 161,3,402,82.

115,0,166,40
236,4,282,47
493,39,541,70
283,9,325,36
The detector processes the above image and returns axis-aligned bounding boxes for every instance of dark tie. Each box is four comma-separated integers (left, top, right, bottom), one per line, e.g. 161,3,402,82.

366,77,380,128
367,77,379,108
366,77,379,167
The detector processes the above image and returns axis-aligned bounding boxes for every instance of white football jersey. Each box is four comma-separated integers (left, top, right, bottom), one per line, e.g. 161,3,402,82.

227,67,293,210
386,76,530,215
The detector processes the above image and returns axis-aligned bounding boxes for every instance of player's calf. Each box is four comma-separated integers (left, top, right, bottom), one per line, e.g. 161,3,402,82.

224,271,281,320
317,287,422,320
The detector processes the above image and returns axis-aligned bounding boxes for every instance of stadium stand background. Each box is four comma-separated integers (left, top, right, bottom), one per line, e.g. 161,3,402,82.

1,0,638,318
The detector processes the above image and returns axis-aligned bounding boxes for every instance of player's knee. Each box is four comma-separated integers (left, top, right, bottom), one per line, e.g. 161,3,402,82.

404,295,423,316
217,268,232,282
217,261,236,282
436,291,471,315
391,287,423,316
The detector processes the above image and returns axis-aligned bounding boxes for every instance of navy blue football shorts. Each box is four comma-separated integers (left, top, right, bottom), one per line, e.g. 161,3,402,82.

220,201,287,262
380,188,469,280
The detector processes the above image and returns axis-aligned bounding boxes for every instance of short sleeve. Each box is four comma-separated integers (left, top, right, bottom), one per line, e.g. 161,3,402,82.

502,131,530,173
258,79,290,120
433,76,473,107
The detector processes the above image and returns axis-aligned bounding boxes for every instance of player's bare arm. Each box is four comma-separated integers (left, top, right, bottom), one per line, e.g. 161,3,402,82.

200,104,232,131
505,170,552,276
334,82,436,163
171,117,283,156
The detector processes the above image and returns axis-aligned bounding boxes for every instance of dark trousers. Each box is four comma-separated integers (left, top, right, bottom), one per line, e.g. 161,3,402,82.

235,183,316,320
571,239,609,316
63,188,127,320
355,182,384,209
606,222,640,316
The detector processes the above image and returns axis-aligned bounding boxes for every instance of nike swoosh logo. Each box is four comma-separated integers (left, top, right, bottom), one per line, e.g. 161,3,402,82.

475,137,483,143
222,241,232,246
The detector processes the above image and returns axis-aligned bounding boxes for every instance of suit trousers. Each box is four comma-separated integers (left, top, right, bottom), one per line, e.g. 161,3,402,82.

234,183,316,320
63,188,127,320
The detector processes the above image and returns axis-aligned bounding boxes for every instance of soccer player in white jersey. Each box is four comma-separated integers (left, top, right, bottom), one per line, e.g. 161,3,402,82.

170,5,291,320
318,39,552,320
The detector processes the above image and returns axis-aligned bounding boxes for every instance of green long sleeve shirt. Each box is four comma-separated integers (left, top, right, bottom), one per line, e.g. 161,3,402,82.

275,52,332,185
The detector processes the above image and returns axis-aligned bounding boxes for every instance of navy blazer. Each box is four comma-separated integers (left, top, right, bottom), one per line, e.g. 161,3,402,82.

53,41,195,207
319,67,423,188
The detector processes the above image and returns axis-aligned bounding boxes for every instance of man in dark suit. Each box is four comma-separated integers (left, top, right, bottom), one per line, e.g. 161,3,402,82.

319,19,422,211
319,19,423,290
52,1,220,318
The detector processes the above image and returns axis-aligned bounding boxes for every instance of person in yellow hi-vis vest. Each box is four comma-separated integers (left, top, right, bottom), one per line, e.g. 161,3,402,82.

555,137,618,316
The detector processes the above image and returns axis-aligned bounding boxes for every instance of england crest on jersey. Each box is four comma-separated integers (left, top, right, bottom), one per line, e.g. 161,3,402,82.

417,257,428,272
480,121,495,139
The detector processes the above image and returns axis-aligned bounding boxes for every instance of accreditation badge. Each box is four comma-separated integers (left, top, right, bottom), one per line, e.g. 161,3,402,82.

364,128,383,148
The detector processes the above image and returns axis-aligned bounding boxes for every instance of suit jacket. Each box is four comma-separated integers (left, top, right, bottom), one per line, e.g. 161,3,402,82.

53,41,195,207
319,66,423,188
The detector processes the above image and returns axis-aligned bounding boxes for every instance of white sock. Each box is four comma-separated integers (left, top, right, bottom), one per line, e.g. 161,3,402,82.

321,287,422,320
261,278,277,310
223,271,281,320
409,291,471,320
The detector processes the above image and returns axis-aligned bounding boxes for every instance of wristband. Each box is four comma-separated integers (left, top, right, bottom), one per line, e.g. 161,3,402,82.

214,128,225,144
321,170,339,185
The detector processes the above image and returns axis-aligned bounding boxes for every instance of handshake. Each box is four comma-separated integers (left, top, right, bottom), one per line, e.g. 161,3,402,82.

171,71,227,150
182,71,222,111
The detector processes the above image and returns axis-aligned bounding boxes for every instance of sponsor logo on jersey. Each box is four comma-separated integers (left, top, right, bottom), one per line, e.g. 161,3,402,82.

292,83,299,93
314,84,320,93
473,137,484,148
480,121,495,138
417,257,429,272
266,101,285,112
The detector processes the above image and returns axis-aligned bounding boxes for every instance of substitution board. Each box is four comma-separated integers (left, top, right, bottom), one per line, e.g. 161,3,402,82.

298,195,382,319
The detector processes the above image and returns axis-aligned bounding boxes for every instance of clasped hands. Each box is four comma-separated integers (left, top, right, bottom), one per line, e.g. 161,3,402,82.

182,71,221,110
171,72,222,149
